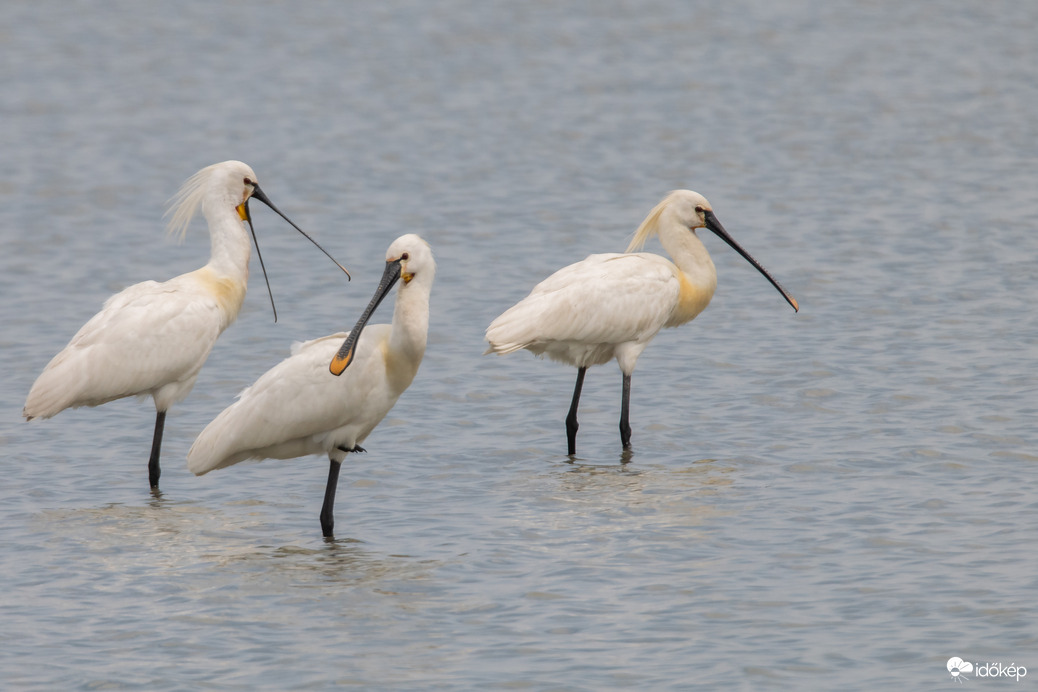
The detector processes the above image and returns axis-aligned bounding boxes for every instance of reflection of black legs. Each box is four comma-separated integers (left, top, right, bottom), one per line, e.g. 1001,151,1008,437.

320,459,341,537
619,373,632,450
148,410,166,488
566,367,587,455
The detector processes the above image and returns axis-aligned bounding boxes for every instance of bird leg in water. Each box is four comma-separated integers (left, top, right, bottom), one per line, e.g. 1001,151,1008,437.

320,459,341,538
148,411,166,488
619,374,632,450
321,445,366,536
566,367,587,455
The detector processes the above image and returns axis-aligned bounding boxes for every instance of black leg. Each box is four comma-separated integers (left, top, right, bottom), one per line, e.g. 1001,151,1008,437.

148,410,166,489
320,458,342,537
566,366,587,455
619,373,632,450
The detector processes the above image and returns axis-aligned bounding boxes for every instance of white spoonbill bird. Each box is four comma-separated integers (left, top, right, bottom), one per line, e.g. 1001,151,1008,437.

188,234,434,537
23,160,349,489
485,190,798,455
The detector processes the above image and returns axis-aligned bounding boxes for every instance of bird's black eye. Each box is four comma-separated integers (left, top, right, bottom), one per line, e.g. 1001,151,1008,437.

401,252,409,260
244,177,255,186
695,205,704,213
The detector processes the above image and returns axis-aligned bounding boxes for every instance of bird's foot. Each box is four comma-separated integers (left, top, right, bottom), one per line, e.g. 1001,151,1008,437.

336,444,366,454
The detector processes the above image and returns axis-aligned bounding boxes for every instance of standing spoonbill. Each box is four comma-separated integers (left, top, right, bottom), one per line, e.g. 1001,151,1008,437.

188,234,434,537
485,190,798,455
23,160,349,489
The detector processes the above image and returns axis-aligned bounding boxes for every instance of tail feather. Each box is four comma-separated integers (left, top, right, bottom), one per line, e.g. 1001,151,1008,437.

187,399,262,475
485,302,542,356
187,420,238,476
24,356,104,420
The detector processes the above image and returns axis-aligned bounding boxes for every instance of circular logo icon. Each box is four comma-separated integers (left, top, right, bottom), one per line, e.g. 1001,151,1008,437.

947,657,974,679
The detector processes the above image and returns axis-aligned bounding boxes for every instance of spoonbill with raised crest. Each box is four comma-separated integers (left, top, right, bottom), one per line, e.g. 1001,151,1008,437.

23,160,350,489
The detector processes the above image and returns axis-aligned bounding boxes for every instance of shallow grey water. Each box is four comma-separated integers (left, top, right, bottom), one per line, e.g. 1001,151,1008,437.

2,1,1037,689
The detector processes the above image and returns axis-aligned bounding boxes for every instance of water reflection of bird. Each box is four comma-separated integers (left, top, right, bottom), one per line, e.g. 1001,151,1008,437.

24,161,348,489
486,190,798,455
188,234,434,538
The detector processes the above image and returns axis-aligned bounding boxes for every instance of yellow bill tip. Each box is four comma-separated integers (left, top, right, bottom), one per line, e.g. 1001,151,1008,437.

329,350,353,376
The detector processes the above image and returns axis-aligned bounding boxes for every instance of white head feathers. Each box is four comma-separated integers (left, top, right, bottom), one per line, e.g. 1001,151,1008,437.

164,161,257,241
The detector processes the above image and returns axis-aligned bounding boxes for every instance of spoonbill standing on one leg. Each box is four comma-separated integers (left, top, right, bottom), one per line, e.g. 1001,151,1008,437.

23,160,349,489
485,190,798,455
188,234,434,537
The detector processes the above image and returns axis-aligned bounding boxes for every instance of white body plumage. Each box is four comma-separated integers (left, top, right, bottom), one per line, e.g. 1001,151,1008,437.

23,161,317,488
187,234,434,535
485,190,797,454
24,162,255,421
186,321,423,473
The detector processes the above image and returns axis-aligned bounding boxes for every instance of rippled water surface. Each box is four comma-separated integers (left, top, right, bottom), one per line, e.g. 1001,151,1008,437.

2,1,1037,689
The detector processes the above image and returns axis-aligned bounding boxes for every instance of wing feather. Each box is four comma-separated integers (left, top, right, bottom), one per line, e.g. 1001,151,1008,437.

486,253,679,356
25,278,225,417
187,326,397,474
